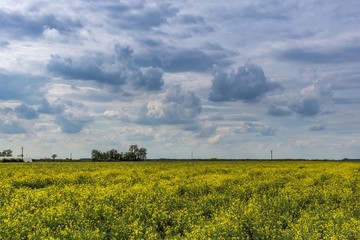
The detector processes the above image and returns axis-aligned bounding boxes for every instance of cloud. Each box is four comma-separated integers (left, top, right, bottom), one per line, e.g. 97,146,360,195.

289,83,332,116
38,99,64,114
104,2,178,31
279,46,360,64
184,123,218,138
162,49,227,73
244,122,276,136
0,107,28,134
137,85,201,125
125,133,154,142
169,14,215,35
209,63,281,102
54,101,93,134
267,103,292,117
177,14,207,24
277,36,360,64
136,47,232,73
103,109,130,122
196,125,218,138
0,9,82,39
15,104,39,119
0,41,9,47
235,122,277,136
103,110,121,118
234,2,291,21
289,98,321,116
0,72,46,102
309,124,325,131
47,44,164,91
0,120,26,134
134,67,164,91
55,114,92,134
47,54,127,85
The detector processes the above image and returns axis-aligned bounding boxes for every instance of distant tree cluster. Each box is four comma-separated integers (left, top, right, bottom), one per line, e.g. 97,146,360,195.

0,149,23,162
0,149,13,157
91,145,147,161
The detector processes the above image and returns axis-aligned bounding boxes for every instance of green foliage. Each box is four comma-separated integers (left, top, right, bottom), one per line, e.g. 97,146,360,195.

0,149,13,157
1,158,23,163
91,145,147,161
0,161,359,239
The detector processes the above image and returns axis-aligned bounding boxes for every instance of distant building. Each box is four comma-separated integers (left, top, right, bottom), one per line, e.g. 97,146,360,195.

23,157,32,162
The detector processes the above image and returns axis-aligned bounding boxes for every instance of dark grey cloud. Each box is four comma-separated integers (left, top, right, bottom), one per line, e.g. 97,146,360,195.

38,99,64,114
136,47,232,73
55,111,93,134
177,14,206,24
0,120,26,134
183,123,217,138
289,98,321,116
209,63,281,102
47,44,164,91
288,83,333,117
267,103,292,117
0,10,82,38
172,14,214,35
0,72,46,102
278,43,360,64
40,100,94,134
135,67,164,91
235,122,276,136
104,2,178,31
137,85,201,125
139,38,165,48
309,124,325,131
15,104,39,119
196,125,217,138
0,108,22,136
163,49,226,72
47,54,127,85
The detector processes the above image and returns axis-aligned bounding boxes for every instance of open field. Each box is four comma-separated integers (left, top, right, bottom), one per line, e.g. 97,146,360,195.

1,161,360,239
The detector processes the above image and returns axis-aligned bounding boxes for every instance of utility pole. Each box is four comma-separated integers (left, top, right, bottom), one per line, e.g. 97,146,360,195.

21,146,24,161
271,150,273,160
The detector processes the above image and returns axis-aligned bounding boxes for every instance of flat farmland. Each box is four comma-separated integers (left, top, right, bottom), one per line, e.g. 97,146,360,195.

0,161,359,239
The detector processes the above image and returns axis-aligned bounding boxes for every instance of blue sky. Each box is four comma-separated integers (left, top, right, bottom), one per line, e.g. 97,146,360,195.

0,0,360,159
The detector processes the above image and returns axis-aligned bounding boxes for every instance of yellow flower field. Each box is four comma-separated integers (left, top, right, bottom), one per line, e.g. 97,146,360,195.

0,161,359,239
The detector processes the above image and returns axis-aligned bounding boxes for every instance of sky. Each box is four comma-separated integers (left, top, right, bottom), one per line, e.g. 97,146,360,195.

0,0,360,159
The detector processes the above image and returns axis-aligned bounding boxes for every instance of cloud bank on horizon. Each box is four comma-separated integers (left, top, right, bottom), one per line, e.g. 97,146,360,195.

0,0,359,159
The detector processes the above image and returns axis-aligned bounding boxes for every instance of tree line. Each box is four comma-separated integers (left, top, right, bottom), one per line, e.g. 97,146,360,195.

91,145,147,161
0,149,13,157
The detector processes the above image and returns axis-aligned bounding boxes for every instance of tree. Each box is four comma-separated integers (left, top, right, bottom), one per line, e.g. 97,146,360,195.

51,154,57,160
123,151,136,161
129,145,139,153
91,149,101,160
109,149,118,161
137,148,147,161
0,149,12,157
90,145,147,161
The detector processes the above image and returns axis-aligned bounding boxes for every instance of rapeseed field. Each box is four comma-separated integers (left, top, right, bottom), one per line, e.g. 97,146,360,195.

0,161,359,239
